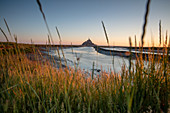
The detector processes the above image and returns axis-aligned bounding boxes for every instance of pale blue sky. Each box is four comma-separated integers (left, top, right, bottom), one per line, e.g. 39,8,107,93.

0,0,170,46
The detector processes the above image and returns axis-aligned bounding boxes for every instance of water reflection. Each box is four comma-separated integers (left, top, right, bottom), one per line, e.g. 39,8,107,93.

49,47,134,73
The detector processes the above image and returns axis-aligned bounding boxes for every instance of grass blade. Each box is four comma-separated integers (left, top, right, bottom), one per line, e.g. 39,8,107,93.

0,84,20,94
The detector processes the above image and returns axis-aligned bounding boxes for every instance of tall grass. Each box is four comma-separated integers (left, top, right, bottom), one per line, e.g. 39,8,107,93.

0,42,169,112
0,0,169,112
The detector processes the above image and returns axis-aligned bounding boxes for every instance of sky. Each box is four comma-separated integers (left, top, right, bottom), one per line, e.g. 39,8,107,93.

0,0,170,46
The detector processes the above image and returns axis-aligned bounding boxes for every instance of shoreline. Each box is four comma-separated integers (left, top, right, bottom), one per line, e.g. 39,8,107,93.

26,47,67,69
1,41,169,50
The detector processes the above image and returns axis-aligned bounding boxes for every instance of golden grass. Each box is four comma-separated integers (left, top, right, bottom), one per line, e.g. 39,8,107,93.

0,44,169,112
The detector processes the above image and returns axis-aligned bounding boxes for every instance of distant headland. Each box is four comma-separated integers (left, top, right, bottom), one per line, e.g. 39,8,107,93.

82,39,96,47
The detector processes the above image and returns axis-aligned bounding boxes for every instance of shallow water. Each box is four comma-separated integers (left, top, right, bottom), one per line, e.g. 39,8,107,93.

49,47,136,73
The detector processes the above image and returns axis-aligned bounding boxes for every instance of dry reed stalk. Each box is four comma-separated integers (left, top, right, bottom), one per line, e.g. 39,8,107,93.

0,27,9,42
56,27,61,44
141,0,151,47
14,34,17,43
129,37,132,76
159,20,161,46
169,36,170,47
135,35,137,48
31,39,33,44
101,21,109,46
4,18,13,41
101,21,115,72
165,31,167,45
129,37,132,47
36,0,54,44
55,27,67,67
48,35,51,45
